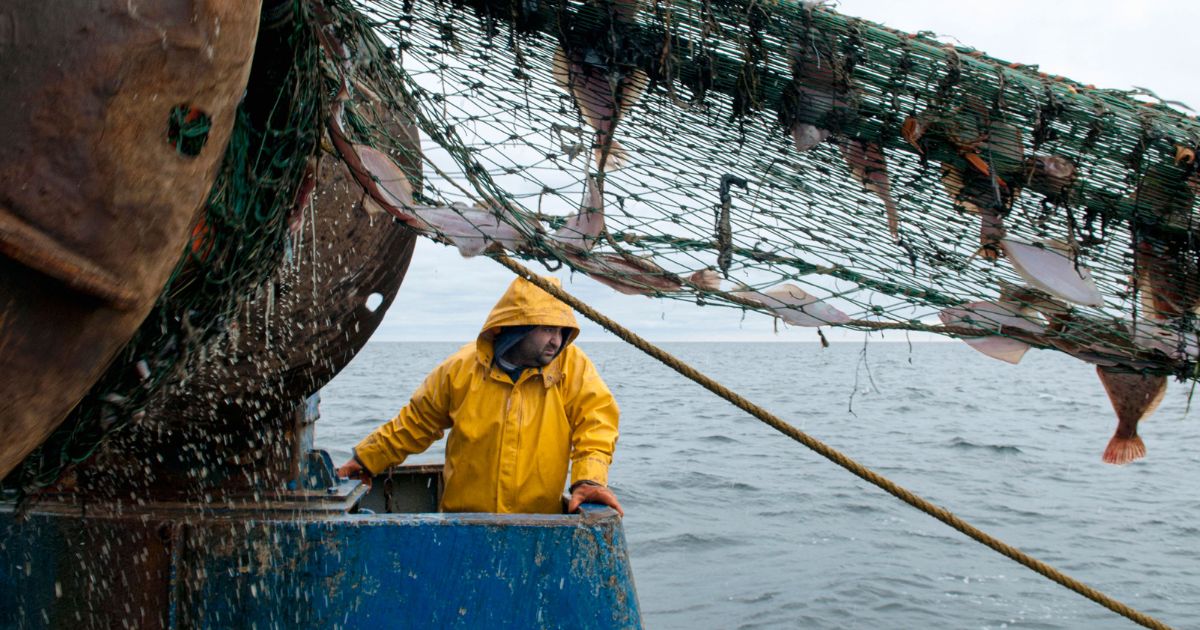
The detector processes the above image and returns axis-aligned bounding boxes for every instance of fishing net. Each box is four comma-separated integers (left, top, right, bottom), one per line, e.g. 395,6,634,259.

12,0,1200,494
327,0,1200,381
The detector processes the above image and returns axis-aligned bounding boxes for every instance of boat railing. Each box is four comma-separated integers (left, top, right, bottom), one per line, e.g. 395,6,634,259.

358,461,618,522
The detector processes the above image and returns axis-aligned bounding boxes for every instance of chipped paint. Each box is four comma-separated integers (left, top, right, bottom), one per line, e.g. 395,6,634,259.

0,502,641,628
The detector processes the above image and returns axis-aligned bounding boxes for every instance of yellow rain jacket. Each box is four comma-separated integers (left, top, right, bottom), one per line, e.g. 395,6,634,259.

353,276,620,514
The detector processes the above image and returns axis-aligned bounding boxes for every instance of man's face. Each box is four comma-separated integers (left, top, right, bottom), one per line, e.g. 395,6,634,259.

505,326,565,368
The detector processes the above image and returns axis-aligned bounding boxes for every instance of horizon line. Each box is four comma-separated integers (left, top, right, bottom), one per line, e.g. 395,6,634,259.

367,338,956,343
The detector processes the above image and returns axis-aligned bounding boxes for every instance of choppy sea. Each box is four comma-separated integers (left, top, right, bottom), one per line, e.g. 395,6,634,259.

321,341,1200,629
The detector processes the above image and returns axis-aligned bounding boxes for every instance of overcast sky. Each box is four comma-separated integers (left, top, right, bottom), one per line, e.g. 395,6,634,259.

369,0,1200,343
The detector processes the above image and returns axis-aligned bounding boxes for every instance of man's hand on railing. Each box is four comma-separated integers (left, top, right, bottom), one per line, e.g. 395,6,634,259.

568,481,623,517
336,458,372,487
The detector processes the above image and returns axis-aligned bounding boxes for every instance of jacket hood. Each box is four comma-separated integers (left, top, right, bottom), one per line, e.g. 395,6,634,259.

479,276,580,348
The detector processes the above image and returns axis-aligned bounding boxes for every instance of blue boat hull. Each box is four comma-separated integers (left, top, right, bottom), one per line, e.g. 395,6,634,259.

0,469,641,628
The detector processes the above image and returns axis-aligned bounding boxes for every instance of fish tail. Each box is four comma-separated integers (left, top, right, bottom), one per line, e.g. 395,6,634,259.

970,243,1003,262
621,70,649,115
551,47,571,93
901,116,925,153
594,140,628,172
885,200,901,242
791,124,830,152
1102,434,1146,465
974,209,1006,260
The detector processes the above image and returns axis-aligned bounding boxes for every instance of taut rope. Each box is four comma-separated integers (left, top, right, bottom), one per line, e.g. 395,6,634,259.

495,253,1173,630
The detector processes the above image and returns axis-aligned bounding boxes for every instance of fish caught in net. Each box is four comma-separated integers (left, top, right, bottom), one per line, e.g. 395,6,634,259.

325,0,1199,463
12,0,1198,497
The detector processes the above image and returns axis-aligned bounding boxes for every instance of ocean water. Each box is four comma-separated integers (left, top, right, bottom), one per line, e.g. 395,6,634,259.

320,341,1200,629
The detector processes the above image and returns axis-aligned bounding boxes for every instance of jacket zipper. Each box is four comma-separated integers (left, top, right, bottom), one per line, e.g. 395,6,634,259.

509,374,522,511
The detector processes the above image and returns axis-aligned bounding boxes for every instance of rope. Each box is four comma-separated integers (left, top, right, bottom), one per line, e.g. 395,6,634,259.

494,253,1174,630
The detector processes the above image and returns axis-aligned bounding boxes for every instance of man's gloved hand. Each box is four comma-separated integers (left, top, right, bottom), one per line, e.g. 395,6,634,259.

568,481,624,517
336,458,372,487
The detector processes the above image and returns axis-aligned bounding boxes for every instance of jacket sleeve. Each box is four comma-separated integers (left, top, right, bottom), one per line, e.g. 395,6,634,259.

564,353,620,487
353,360,454,476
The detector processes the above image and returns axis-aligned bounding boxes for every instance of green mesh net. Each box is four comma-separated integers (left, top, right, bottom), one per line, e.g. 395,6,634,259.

332,0,1200,381
13,0,1200,493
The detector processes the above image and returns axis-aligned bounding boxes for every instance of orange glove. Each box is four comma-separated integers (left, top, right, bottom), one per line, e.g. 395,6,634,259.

567,481,624,517
336,457,373,487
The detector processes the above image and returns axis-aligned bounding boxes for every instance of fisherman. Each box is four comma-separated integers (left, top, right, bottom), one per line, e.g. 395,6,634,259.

337,275,623,515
